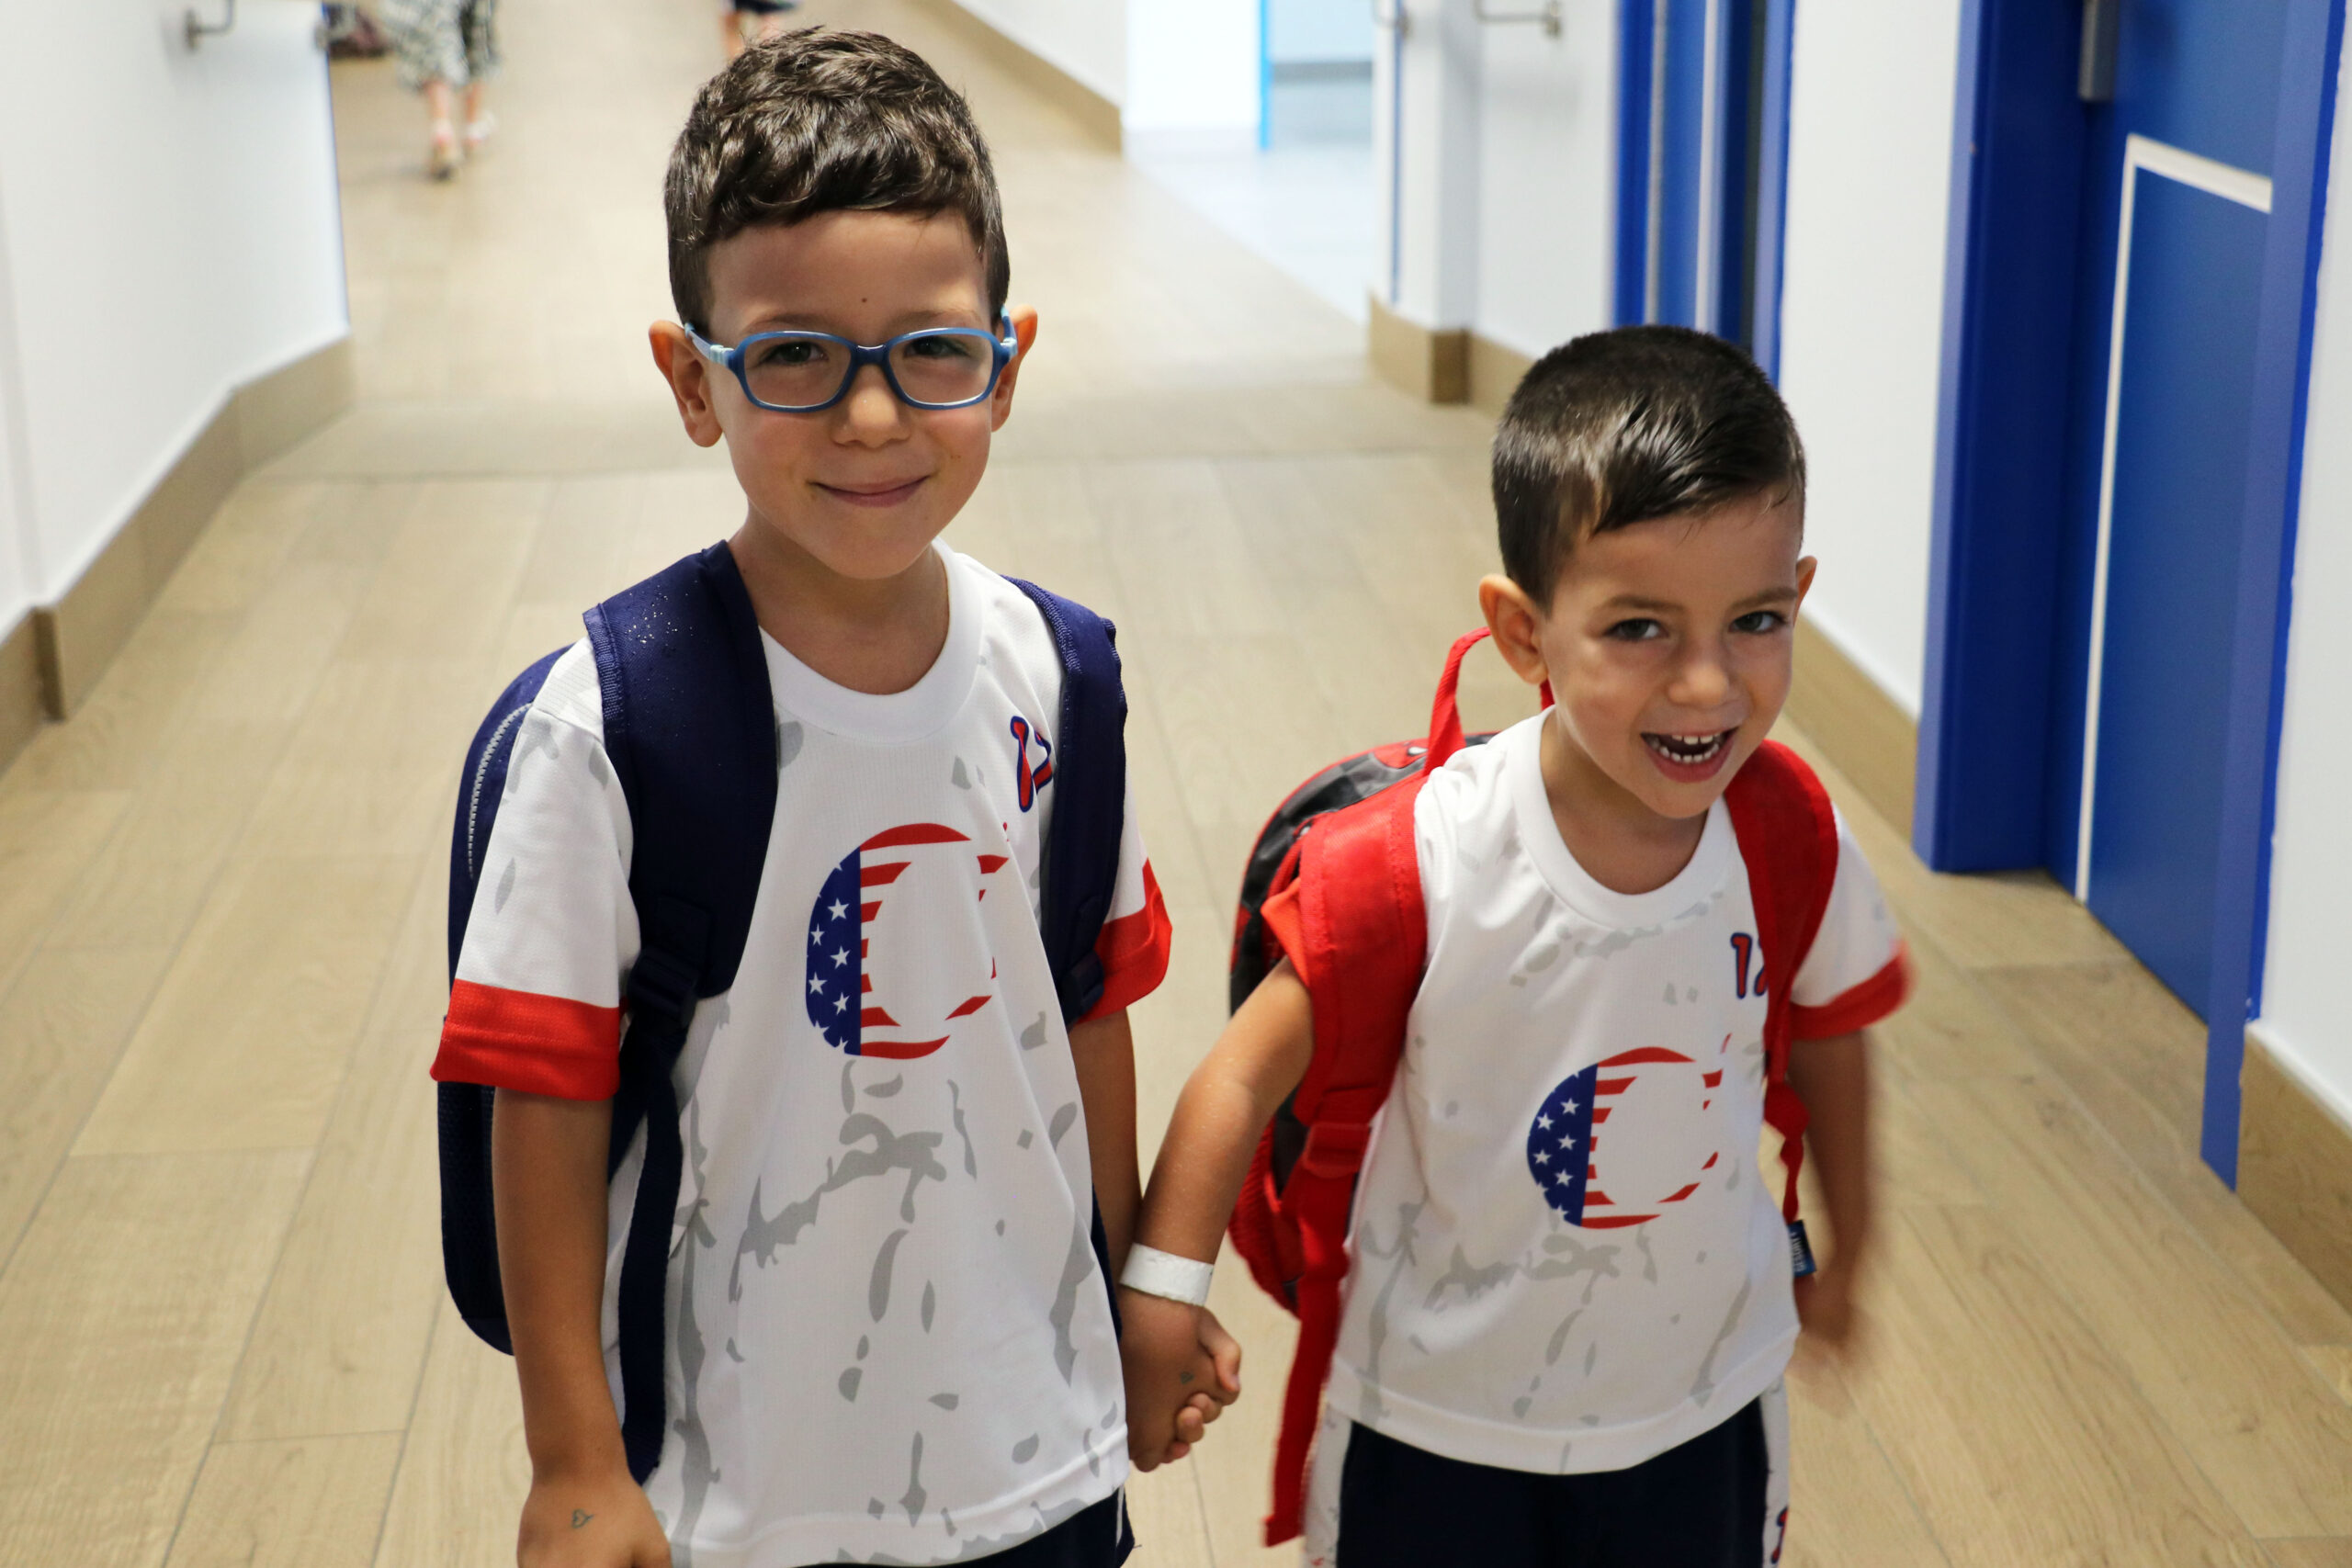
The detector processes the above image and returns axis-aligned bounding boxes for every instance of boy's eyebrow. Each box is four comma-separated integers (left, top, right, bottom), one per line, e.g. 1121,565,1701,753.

1595,586,1801,615
738,306,989,337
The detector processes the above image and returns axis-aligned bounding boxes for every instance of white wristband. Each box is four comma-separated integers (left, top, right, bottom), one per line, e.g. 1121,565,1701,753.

1120,1243,1214,1306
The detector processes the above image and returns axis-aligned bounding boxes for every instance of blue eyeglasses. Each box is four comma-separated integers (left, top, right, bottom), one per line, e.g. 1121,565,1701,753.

685,317,1019,412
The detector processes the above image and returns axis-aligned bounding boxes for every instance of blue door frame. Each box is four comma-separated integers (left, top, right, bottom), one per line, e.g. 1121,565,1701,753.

1917,0,2346,1183
1614,0,1797,373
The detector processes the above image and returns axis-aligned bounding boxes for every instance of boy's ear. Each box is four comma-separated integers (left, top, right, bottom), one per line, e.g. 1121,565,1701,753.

1794,554,1818,611
649,321,725,448
1479,573,1551,688
989,306,1040,433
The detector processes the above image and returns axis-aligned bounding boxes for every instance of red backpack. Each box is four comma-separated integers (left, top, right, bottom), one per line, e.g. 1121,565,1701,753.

1223,629,1838,1546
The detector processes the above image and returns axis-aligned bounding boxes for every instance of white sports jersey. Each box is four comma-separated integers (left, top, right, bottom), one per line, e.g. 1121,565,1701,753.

1320,714,1904,1482
433,545,1171,1567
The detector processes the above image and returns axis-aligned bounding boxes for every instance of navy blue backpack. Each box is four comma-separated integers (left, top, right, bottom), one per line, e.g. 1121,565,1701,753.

437,541,1130,1483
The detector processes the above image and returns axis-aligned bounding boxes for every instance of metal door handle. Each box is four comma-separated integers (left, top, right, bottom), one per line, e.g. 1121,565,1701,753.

1476,0,1563,36
186,0,235,48
2080,0,2119,102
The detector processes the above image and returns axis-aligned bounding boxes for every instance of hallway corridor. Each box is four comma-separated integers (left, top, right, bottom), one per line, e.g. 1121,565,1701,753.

0,1,2346,1563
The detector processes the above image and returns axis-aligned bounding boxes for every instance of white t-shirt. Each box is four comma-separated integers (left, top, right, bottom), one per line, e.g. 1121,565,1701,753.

1323,714,1905,1477
433,545,1172,1567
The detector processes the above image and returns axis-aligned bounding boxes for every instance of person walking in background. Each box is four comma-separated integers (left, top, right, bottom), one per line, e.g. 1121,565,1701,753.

721,0,797,61
379,0,500,179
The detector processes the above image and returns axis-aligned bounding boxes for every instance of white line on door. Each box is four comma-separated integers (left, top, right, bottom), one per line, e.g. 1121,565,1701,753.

2074,133,2272,902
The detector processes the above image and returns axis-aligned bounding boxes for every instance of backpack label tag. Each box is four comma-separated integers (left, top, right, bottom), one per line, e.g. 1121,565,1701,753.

1788,1219,1817,1279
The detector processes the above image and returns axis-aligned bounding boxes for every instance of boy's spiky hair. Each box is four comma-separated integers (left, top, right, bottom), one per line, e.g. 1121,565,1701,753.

664,28,1009,333
1493,325,1805,601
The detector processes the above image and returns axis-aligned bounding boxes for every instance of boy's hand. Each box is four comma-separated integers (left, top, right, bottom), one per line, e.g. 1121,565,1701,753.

517,1466,670,1568
1792,1262,1860,1351
1119,1290,1242,1471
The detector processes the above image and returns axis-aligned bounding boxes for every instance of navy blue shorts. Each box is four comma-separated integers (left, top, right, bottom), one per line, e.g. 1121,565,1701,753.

791,1489,1131,1567
1335,1402,1770,1568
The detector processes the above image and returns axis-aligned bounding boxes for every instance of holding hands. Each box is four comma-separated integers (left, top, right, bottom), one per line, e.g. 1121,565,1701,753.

1119,1288,1242,1470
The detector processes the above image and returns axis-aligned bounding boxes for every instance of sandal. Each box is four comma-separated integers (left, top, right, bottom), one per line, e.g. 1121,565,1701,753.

428,125,460,181
464,111,497,153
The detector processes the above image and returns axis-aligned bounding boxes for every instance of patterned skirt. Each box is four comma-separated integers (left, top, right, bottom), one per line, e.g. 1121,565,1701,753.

377,0,500,91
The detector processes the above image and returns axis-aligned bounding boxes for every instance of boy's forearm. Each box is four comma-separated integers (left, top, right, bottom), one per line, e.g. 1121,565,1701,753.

1134,963,1315,1267
492,1089,630,1482
1071,1010,1141,1275
1785,1030,1872,1268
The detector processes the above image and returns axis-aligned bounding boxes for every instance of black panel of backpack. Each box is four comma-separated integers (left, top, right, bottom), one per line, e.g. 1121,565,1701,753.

1227,733,1493,1198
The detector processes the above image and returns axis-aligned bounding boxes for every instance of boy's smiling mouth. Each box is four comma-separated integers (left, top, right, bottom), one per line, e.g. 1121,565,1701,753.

1642,728,1736,782
817,476,929,507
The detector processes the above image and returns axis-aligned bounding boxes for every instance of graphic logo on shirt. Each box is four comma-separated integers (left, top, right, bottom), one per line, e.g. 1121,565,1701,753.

1525,1044,1727,1228
1730,931,1766,998
805,823,1008,1059
1010,715,1054,812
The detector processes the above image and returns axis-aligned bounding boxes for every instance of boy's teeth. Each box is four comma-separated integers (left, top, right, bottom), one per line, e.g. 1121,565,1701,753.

1646,731,1728,762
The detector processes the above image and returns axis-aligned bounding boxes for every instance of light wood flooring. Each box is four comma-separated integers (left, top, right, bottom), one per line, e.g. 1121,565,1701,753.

0,0,2346,1562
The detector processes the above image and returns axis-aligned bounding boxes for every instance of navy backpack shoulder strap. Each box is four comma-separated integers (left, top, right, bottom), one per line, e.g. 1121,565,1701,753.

438,646,570,1356
1009,579,1130,1380
1008,579,1128,1023
584,540,778,1482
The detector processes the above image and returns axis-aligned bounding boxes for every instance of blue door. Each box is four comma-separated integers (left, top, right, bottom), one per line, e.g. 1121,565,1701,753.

2049,2,2288,1018
1613,0,1795,368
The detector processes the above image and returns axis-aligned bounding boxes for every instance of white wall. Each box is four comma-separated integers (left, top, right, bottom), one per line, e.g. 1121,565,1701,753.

1771,0,1963,716
1470,7,1618,361
952,0,1125,107
1125,0,1260,135
0,181,32,637
2254,36,2352,1131
0,0,346,606
946,0,1259,136
1385,2,1485,328
1269,0,1374,65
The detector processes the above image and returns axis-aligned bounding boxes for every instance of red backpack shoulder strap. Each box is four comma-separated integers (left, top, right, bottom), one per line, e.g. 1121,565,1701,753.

1259,769,1429,1545
1256,629,1484,1546
1722,740,1838,1226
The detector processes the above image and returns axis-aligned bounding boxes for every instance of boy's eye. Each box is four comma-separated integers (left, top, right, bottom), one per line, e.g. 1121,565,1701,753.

903,333,980,362
1604,618,1665,642
751,338,828,369
1731,610,1789,635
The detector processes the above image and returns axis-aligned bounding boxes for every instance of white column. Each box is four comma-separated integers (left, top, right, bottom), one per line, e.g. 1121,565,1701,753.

1378,0,1483,329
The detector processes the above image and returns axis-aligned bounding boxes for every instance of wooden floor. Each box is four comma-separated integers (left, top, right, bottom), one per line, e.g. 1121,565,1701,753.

0,0,2346,1562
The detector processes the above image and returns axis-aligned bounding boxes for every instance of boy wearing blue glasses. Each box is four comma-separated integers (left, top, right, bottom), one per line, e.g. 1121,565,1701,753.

436,29,1227,1568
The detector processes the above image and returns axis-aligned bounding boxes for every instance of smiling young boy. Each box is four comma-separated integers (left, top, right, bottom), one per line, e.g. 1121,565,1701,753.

429,32,1219,1568
1118,327,1908,1565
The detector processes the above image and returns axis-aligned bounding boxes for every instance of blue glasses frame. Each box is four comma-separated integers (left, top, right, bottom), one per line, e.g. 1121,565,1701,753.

684,317,1019,412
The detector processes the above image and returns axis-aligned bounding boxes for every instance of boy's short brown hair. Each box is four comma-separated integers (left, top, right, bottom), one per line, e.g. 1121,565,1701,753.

664,28,1009,333
1493,325,1805,602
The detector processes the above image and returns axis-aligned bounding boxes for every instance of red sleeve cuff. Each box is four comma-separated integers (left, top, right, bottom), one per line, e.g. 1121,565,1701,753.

1083,863,1174,1021
1790,944,1911,1040
1259,876,1313,984
432,979,622,1100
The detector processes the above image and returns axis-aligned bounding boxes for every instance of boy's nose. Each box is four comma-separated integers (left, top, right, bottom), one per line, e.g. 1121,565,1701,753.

1669,643,1736,705
838,364,907,442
